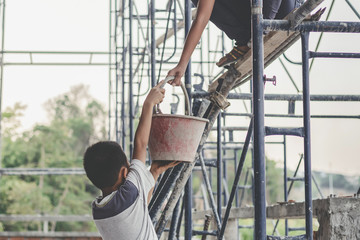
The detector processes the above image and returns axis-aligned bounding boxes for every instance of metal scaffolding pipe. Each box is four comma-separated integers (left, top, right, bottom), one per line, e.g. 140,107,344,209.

252,0,267,237
263,20,360,33
301,31,313,240
192,92,360,101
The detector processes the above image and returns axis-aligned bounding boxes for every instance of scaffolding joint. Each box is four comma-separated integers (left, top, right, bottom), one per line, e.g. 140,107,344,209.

210,91,230,110
263,75,277,86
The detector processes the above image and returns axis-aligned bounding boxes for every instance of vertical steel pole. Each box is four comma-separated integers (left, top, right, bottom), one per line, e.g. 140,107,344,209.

283,135,288,235
219,118,254,239
251,0,266,238
129,0,134,158
150,0,156,87
222,114,227,205
184,0,192,238
108,0,112,141
114,0,119,143
0,0,6,168
217,113,223,222
301,31,313,240
121,0,126,149
168,197,182,240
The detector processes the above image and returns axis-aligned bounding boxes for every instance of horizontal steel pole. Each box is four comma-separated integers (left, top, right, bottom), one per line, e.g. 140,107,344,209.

0,168,85,175
192,230,217,236
0,214,91,222
4,63,110,66
309,51,360,58
265,127,304,137
0,232,100,237
192,92,360,101
265,114,360,119
2,50,113,54
263,20,360,33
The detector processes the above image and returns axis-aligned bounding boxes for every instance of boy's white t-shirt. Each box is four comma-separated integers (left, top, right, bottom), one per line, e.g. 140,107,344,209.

92,159,157,240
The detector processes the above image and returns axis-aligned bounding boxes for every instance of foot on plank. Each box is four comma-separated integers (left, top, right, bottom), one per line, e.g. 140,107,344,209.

216,45,250,68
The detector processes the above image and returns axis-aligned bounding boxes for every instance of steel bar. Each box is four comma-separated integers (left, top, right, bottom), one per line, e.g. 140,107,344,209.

345,0,360,19
310,0,335,71
0,168,85,175
201,214,213,240
263,20,360,33
288,227,306,231
168,196,182,240
283,135,289,235
114,0,119,143
129,0,134,158
150,0,156,87
121,0,126,149
193,92,360,101
0,0,5,169
267,235,307,240
2,50,113,54
312,174,324,199
301,31,313,240
0,232,100,237
219,118,253,239
309,51,360,58
252,0,267,238
217,114,223,223
108,0,112,141
279,58,300,92
265,127,304,137
184,0,192,238
192,230,217,236
198,154,222,231
287,177,305,181
0,214,91,222
3,62,110,66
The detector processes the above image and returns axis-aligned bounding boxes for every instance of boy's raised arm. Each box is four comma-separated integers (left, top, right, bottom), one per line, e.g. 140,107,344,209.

132,81,165,164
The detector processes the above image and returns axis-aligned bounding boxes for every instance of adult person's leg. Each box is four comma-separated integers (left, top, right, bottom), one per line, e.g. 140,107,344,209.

276,0,298,19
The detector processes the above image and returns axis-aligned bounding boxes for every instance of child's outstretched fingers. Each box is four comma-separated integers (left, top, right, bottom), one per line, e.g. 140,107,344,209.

156,79,166,88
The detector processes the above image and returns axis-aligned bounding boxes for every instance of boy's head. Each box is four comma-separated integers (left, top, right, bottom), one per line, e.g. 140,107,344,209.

83,141,129,190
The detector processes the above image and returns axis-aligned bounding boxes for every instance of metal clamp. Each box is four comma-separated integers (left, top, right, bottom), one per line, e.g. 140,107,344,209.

210,91,230,110
263,75,277,86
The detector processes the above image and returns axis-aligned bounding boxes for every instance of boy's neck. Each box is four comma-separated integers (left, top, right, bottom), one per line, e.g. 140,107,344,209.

101,179,124,198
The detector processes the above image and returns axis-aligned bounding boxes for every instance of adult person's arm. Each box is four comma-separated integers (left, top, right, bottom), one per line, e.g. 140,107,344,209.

167,0,215,86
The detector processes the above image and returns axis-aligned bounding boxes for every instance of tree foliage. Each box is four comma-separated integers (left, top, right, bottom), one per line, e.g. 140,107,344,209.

0,84,106,231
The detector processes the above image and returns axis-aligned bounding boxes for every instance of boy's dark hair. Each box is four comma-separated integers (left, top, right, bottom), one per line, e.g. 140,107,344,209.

83,141,128,189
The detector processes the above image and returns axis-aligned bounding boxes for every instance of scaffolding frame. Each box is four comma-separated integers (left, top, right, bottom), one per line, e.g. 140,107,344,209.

0,0,359,239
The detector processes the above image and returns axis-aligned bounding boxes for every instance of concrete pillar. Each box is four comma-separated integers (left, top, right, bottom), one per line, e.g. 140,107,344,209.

315,197,360,240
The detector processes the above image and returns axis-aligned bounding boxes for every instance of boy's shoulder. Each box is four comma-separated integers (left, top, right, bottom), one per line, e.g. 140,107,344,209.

92,180,139,220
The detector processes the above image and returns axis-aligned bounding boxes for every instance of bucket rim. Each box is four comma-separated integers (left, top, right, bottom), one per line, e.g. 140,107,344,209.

152,114,209,123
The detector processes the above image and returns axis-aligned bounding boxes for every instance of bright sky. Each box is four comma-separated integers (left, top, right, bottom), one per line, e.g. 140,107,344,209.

2,0,360,176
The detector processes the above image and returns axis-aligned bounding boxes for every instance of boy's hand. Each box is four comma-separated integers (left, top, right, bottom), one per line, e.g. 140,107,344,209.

145,80,166,106
167,65,185,86
150,160,180,179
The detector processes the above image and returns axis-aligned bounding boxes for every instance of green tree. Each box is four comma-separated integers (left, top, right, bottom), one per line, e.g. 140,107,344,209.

0,84,106,231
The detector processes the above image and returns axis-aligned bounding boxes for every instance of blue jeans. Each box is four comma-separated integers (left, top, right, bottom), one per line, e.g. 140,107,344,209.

191,0,299,46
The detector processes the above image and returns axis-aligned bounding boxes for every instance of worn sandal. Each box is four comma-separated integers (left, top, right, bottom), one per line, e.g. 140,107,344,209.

216,45,249,67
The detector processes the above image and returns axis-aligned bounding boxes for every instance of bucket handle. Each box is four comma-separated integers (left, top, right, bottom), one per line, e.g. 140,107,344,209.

154,76,191,116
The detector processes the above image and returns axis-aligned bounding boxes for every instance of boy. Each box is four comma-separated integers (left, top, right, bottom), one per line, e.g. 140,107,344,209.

167,0,298,85
83,80,178,239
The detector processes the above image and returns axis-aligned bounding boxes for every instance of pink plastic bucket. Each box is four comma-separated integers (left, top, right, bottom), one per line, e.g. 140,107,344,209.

148,114,208,162
148,78,208,162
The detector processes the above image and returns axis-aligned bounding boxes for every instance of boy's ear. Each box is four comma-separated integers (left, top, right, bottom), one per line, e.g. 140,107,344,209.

119,166,129,180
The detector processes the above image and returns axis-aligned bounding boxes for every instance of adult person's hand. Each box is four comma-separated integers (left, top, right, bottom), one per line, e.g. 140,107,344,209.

166,0,215,86
166,64,186,86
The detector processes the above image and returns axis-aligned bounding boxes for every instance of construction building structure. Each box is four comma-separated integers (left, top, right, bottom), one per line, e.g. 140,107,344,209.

0,0,360,239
